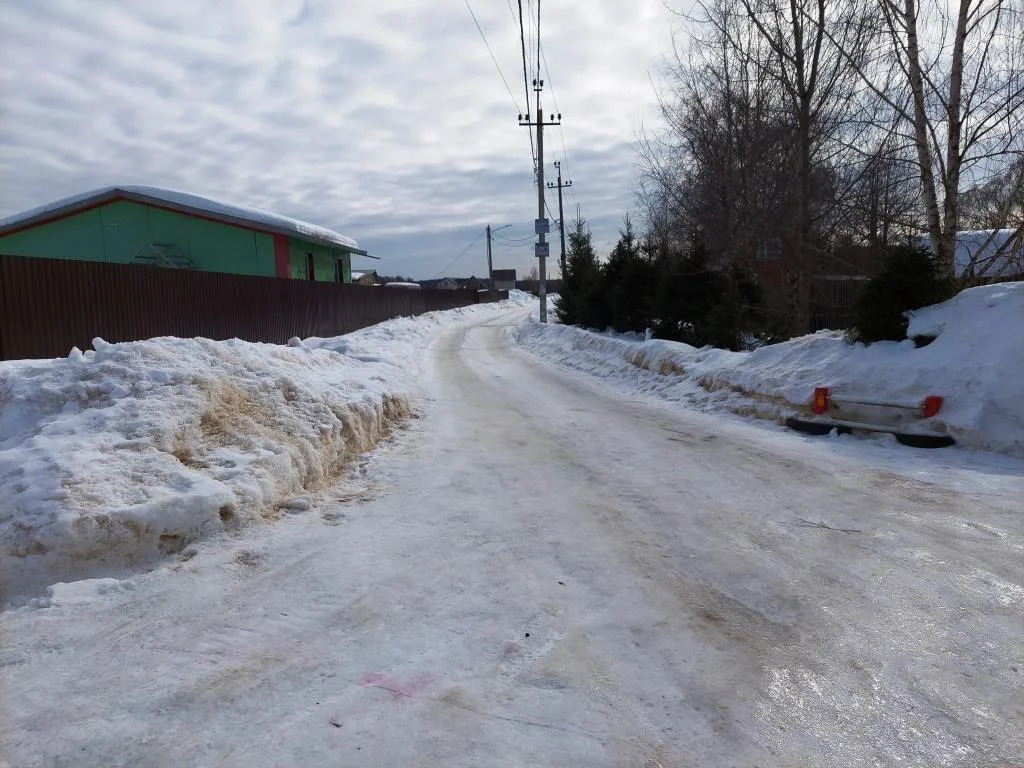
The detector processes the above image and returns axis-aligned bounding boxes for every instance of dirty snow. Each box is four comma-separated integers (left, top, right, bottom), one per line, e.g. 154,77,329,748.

1,306,1021,767
513,282,1024,457
0,294,534,605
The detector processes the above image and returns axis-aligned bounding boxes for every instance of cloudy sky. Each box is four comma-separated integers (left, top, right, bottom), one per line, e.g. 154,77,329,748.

0,0,674,279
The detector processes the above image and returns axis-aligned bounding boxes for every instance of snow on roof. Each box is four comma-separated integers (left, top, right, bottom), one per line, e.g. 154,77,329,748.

954,229,1023,278
0,185,368,255
916,229,1023,277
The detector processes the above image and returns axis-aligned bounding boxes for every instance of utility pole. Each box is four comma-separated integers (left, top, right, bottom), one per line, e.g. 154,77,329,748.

486,224,493,297
519,81,560,323
546,161,572,277
486,224,511,297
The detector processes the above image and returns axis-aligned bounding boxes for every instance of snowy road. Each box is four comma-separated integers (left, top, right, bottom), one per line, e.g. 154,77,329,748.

3,308,1023,767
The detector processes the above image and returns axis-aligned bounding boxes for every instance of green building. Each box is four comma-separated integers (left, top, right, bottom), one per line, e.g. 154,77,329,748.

0,185,373,281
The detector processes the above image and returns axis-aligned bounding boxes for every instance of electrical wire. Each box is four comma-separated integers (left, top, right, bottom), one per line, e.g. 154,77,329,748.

464,0,534,175
526,0,537,83
539,41,579,209
516,0,536,169
492,239,537,249
432,230,485,278
464,0,522,114
532,0,551,220
536,0,541,86
504,0,518,29
493,232,537,243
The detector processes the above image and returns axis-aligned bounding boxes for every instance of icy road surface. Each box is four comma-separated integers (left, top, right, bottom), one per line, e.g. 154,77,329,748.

2,309,1023,767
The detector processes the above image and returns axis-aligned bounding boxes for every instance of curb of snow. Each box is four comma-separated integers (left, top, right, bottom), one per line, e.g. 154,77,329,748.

512,283,1024,458
511,321,794,424
0,295,534,606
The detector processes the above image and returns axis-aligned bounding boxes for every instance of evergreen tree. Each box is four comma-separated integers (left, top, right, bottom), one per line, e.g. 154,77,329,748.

602,215,657,333
555,216,603,327
704,265,767,350
649,235,767,350
652,239,724,345
851,243,955,343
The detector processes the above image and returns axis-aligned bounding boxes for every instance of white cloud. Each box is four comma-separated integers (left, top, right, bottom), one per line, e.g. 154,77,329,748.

0,0,672,277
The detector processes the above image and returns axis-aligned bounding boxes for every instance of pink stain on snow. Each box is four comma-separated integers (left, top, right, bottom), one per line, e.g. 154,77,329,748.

362,672,433,700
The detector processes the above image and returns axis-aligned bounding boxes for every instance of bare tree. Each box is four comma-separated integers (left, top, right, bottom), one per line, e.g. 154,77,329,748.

838,133,923,248
960,158,1024,230
640,0,877,332
728,0,875,329
638,0,801,263
841,0,1024,279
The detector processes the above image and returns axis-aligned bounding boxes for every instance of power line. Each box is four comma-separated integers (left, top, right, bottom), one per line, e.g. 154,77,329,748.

464,0,522,113
516,0,536,170
536,0,541,85
539,42,579,209
526,0,538,92
504,0,519,33
493,230,537,242
534,0,551,218
492,239,536,249
432,230,485,278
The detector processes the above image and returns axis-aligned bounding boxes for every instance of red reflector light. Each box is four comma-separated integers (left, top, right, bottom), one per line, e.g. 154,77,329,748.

922,395,943,418
813,387,831,415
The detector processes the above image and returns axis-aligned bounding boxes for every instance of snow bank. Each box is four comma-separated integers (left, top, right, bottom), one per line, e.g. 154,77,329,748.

0,294,534,604
514,283,1024,457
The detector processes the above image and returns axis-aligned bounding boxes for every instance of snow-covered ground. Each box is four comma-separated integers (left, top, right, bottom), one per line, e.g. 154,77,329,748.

1,304,1021,767
0,294,534,606
514,282,1024,457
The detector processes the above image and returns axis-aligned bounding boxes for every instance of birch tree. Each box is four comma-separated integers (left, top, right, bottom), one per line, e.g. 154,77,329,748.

728,0,872,330
852,0,1024,279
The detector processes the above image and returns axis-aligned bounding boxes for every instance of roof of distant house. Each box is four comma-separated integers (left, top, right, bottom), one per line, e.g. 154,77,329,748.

0,185,371,256
916,229,1023,277
418,278,458,288
954,229,1023,278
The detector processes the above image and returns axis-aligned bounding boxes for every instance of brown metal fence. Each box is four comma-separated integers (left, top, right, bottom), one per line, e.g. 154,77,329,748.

809,276,869,332
0,255,506,361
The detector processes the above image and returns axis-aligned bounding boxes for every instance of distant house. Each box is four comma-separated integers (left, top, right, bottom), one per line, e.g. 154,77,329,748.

0,185,376,283
492,269,516,291
745,240,886,331
901,228,1024,280
419,278,460,290
950,229,1023,280
384,281,421,290
460,276,487,291
351,270,378,286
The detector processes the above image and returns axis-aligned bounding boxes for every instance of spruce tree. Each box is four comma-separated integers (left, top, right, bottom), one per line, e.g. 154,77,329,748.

555,216,603,327
851,243,955,343
602,215,656,333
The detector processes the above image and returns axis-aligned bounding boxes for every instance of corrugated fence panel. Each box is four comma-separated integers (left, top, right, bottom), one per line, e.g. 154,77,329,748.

810,276,869,332
0,255,483,361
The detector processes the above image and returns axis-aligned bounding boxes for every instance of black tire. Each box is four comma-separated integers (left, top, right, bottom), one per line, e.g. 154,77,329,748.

785,417,835,436
894,432,955,448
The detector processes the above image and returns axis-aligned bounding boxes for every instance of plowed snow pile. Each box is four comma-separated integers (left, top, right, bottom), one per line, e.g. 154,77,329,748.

0,295,533,604
514,282,1024,457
